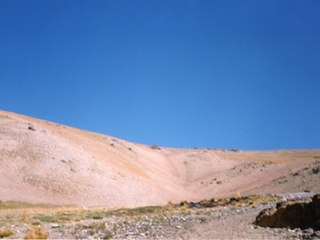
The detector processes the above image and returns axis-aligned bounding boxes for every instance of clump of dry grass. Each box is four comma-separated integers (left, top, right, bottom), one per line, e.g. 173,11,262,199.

0,229,14,238
235,202,242,207
59,215,70,221
180,206,187,211
237,191,241,198
23,210,28,222
164,204,173,211
24,225,47,239
51,214,58,223
104,230,113,239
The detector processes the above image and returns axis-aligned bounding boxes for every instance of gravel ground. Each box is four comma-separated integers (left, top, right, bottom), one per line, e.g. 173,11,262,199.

276,192,315,201
4,193,320,239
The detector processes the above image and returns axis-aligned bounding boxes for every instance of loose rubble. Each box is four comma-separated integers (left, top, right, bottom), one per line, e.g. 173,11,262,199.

2,193,320,239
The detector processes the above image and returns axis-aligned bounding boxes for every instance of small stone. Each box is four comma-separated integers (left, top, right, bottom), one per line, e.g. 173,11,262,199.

28,126,36,131
314,231,320,237
302,228,314,234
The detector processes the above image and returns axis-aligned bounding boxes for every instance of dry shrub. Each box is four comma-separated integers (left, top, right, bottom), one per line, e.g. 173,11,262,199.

95,221,106,231
23,210,28,222
231,201,237,206
74,217,81,222
180,206,187,211
235,202,242,207
104,230,113,239
237,191,241,198
24,225,47,239
51,214,58,223
59,215,70,221
164,204,173,211
180,201,189,207
0,229,14,238
217,199,227,205
56,209,65,214
251,202,257,209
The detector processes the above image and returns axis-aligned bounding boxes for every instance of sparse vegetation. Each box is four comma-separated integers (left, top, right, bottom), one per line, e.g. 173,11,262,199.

24,225,47,239
0,229,14,238
237,191,241,198
59,215,70,221
23,210,28,222
104,230,113,239
0,194,283,239
36,215,54,223
92,214,103,220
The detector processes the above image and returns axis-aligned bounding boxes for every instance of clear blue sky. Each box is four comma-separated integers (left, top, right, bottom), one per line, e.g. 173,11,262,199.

1,0,319,150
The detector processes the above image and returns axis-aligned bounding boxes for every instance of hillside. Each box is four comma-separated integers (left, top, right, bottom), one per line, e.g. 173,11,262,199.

0,110,319,207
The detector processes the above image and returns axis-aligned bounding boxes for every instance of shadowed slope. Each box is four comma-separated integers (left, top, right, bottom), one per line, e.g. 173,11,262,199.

0,110,319,207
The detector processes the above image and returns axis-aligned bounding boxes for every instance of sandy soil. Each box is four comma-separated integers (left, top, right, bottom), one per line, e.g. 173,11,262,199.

0,109,320,208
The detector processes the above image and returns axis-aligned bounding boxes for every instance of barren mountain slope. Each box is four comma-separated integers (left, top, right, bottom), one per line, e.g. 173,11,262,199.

0,110,319,207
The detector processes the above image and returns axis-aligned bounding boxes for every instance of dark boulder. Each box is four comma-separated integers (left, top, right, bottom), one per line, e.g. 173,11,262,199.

255,194,320,230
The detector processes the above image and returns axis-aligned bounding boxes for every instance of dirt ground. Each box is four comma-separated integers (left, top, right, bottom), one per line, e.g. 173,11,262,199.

2,194,319,239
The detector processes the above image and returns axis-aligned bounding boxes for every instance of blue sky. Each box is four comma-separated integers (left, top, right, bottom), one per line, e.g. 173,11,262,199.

1,0,319,150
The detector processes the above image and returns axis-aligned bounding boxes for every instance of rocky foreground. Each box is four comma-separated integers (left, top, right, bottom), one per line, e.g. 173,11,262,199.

1,193,320,239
